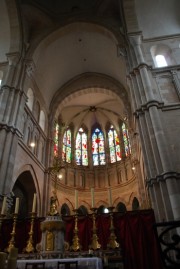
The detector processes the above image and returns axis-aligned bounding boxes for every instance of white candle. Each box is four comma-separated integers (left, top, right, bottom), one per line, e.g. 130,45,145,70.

91,188,95,208
108,187,112,207
14,198,19,214
1,196,7,215
32,193,37,213
75,190,78,209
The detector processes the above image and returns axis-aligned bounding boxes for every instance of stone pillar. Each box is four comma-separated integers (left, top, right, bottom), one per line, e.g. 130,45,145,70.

128,33,180,220
0,54,27,194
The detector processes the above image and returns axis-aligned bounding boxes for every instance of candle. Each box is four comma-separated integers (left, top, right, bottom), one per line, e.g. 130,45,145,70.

1,196,7,215
108,187,112,207
14,198,19,214
91,188,95,208
75,190,78,209
32,193,37,213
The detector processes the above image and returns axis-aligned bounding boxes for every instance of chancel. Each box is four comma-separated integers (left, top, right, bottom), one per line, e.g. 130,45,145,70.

0,1,180,269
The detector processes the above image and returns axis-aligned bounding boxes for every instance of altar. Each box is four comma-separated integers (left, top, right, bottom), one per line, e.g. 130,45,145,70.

17,257,103,269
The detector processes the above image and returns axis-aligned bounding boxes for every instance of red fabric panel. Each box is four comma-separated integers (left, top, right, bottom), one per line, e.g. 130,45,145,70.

0,210,163,269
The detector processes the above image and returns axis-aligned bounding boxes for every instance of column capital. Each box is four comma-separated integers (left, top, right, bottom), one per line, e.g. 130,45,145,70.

6,52,21,66
128,32,143,46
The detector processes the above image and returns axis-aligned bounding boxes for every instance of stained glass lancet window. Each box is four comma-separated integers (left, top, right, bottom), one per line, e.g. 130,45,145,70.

122,123,131,156
62,128,72,163
92,127,106,166
75,127,88,166
108,125,121,163
54,122,59,156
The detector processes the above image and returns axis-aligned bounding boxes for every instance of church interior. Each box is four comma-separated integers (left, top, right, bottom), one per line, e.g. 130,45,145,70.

0,0,180,268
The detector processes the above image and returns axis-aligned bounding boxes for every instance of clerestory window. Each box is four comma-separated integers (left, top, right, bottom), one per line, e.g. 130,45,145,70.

108,125,121,163
75,127,88,166
62,128,72,163
54,121,131,166
155,54,167,68
92,127,106,166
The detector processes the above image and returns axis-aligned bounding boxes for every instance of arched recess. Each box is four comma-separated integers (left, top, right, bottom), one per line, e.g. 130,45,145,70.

12,164,41,216
132,197,140,210
77,205,88,216
150,44,176,67
61,203,70,216
28,21,124,62
116,202,127,213
27,21,126,109
12,171,36,218
49,73,131,131
97,205,108,214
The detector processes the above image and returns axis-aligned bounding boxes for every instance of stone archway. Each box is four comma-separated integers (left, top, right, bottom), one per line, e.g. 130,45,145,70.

12,171,36,218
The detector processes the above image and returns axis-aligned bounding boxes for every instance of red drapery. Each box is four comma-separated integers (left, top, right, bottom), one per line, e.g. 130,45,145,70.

0,210,163,269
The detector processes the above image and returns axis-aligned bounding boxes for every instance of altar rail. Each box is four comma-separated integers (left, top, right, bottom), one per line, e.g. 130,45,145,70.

0,209,163,269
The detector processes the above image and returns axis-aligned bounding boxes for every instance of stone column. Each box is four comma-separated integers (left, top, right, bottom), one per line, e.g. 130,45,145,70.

0,54,27,194
129,33,180,220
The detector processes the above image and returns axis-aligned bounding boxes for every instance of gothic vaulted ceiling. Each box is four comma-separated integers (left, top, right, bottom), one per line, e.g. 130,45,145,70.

20,0,128,128
1,0,179,130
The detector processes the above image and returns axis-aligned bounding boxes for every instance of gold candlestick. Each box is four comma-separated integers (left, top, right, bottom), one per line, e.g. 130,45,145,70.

6,213,18,253
107,207,119,249
89,208,101,250
24,212,37,253
70,209,81,251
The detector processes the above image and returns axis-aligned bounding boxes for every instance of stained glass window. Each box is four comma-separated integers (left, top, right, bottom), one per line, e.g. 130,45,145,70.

108,125,121,163
62,128,72,163
75,128,88,166
54,122,59,156
92,128,106,166
122,123,131,156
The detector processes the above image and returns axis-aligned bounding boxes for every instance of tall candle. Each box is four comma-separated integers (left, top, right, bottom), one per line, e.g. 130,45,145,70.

14,198,19,214
108,187,112,207
91,188,95,208
75,190,78,209
32,193,37,213
1,196,7,215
